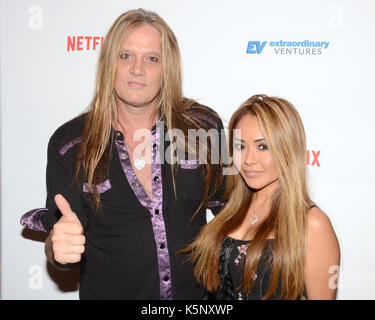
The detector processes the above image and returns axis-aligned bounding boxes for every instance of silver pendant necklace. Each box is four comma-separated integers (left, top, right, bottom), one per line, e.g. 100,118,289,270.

124,140,146,170
248,214,259,225
117,120,147,171
248,203,269,225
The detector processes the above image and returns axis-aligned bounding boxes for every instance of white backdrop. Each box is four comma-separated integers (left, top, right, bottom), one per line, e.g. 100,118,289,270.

1,0,374,299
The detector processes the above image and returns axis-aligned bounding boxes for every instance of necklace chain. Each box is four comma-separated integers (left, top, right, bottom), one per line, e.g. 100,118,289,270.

124,140,145,159
117,121,147,170
248,201,270,225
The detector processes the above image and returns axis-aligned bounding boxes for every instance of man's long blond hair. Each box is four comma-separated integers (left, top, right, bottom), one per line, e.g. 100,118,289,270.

75,8,221,211
184,95,313,299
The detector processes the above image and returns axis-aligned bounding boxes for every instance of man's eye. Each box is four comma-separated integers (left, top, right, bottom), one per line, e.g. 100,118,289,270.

148,56,159,63
120,53,131,59
259,144,268,151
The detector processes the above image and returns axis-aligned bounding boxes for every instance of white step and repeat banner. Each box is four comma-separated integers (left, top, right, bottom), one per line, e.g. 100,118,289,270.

1,0,374,299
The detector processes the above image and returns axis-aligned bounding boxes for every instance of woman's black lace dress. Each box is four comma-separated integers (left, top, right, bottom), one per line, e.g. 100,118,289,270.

210,237,282,300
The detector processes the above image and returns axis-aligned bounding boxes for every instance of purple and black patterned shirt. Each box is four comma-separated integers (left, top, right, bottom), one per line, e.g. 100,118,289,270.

21,106,226,300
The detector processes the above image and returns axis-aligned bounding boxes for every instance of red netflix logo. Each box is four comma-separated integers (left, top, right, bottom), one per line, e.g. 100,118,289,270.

307,150,320,167
67,36,104,51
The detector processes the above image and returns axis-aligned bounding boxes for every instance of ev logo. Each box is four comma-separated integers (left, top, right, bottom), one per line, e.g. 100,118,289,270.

246,41,267,54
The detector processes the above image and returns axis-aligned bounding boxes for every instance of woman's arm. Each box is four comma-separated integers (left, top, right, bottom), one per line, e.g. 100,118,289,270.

304,207,341,299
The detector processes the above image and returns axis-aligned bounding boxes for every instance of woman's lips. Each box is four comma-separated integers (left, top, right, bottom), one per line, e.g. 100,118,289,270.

242,170,263,178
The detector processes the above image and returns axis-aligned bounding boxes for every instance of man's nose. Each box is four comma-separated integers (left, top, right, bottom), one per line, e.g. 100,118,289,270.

130,58,145,76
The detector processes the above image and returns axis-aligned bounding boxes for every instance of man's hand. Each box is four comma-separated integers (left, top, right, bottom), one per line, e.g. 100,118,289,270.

50,194,85,265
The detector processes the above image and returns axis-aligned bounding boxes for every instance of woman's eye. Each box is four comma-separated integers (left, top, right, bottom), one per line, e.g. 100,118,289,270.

234,144,244,150
258,144,268,151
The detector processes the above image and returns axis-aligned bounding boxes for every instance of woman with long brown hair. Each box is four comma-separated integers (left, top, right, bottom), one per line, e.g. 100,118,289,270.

184,94,340,299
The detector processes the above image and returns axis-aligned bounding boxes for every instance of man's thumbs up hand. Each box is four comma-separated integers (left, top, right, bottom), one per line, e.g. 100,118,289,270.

51,194,85,264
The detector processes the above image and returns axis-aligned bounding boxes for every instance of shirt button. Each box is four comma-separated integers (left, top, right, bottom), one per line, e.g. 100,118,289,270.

153,143,158,150
122,154,127,159
160,243,165,249
163,276,169,282
155,209,159,215
134,183,139,188
153,176,160,182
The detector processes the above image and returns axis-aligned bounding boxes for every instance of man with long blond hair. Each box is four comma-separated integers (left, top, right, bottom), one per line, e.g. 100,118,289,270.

21,8,226,299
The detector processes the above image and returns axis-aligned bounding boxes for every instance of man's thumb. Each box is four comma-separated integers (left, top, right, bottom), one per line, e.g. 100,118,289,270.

55,194,80,224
